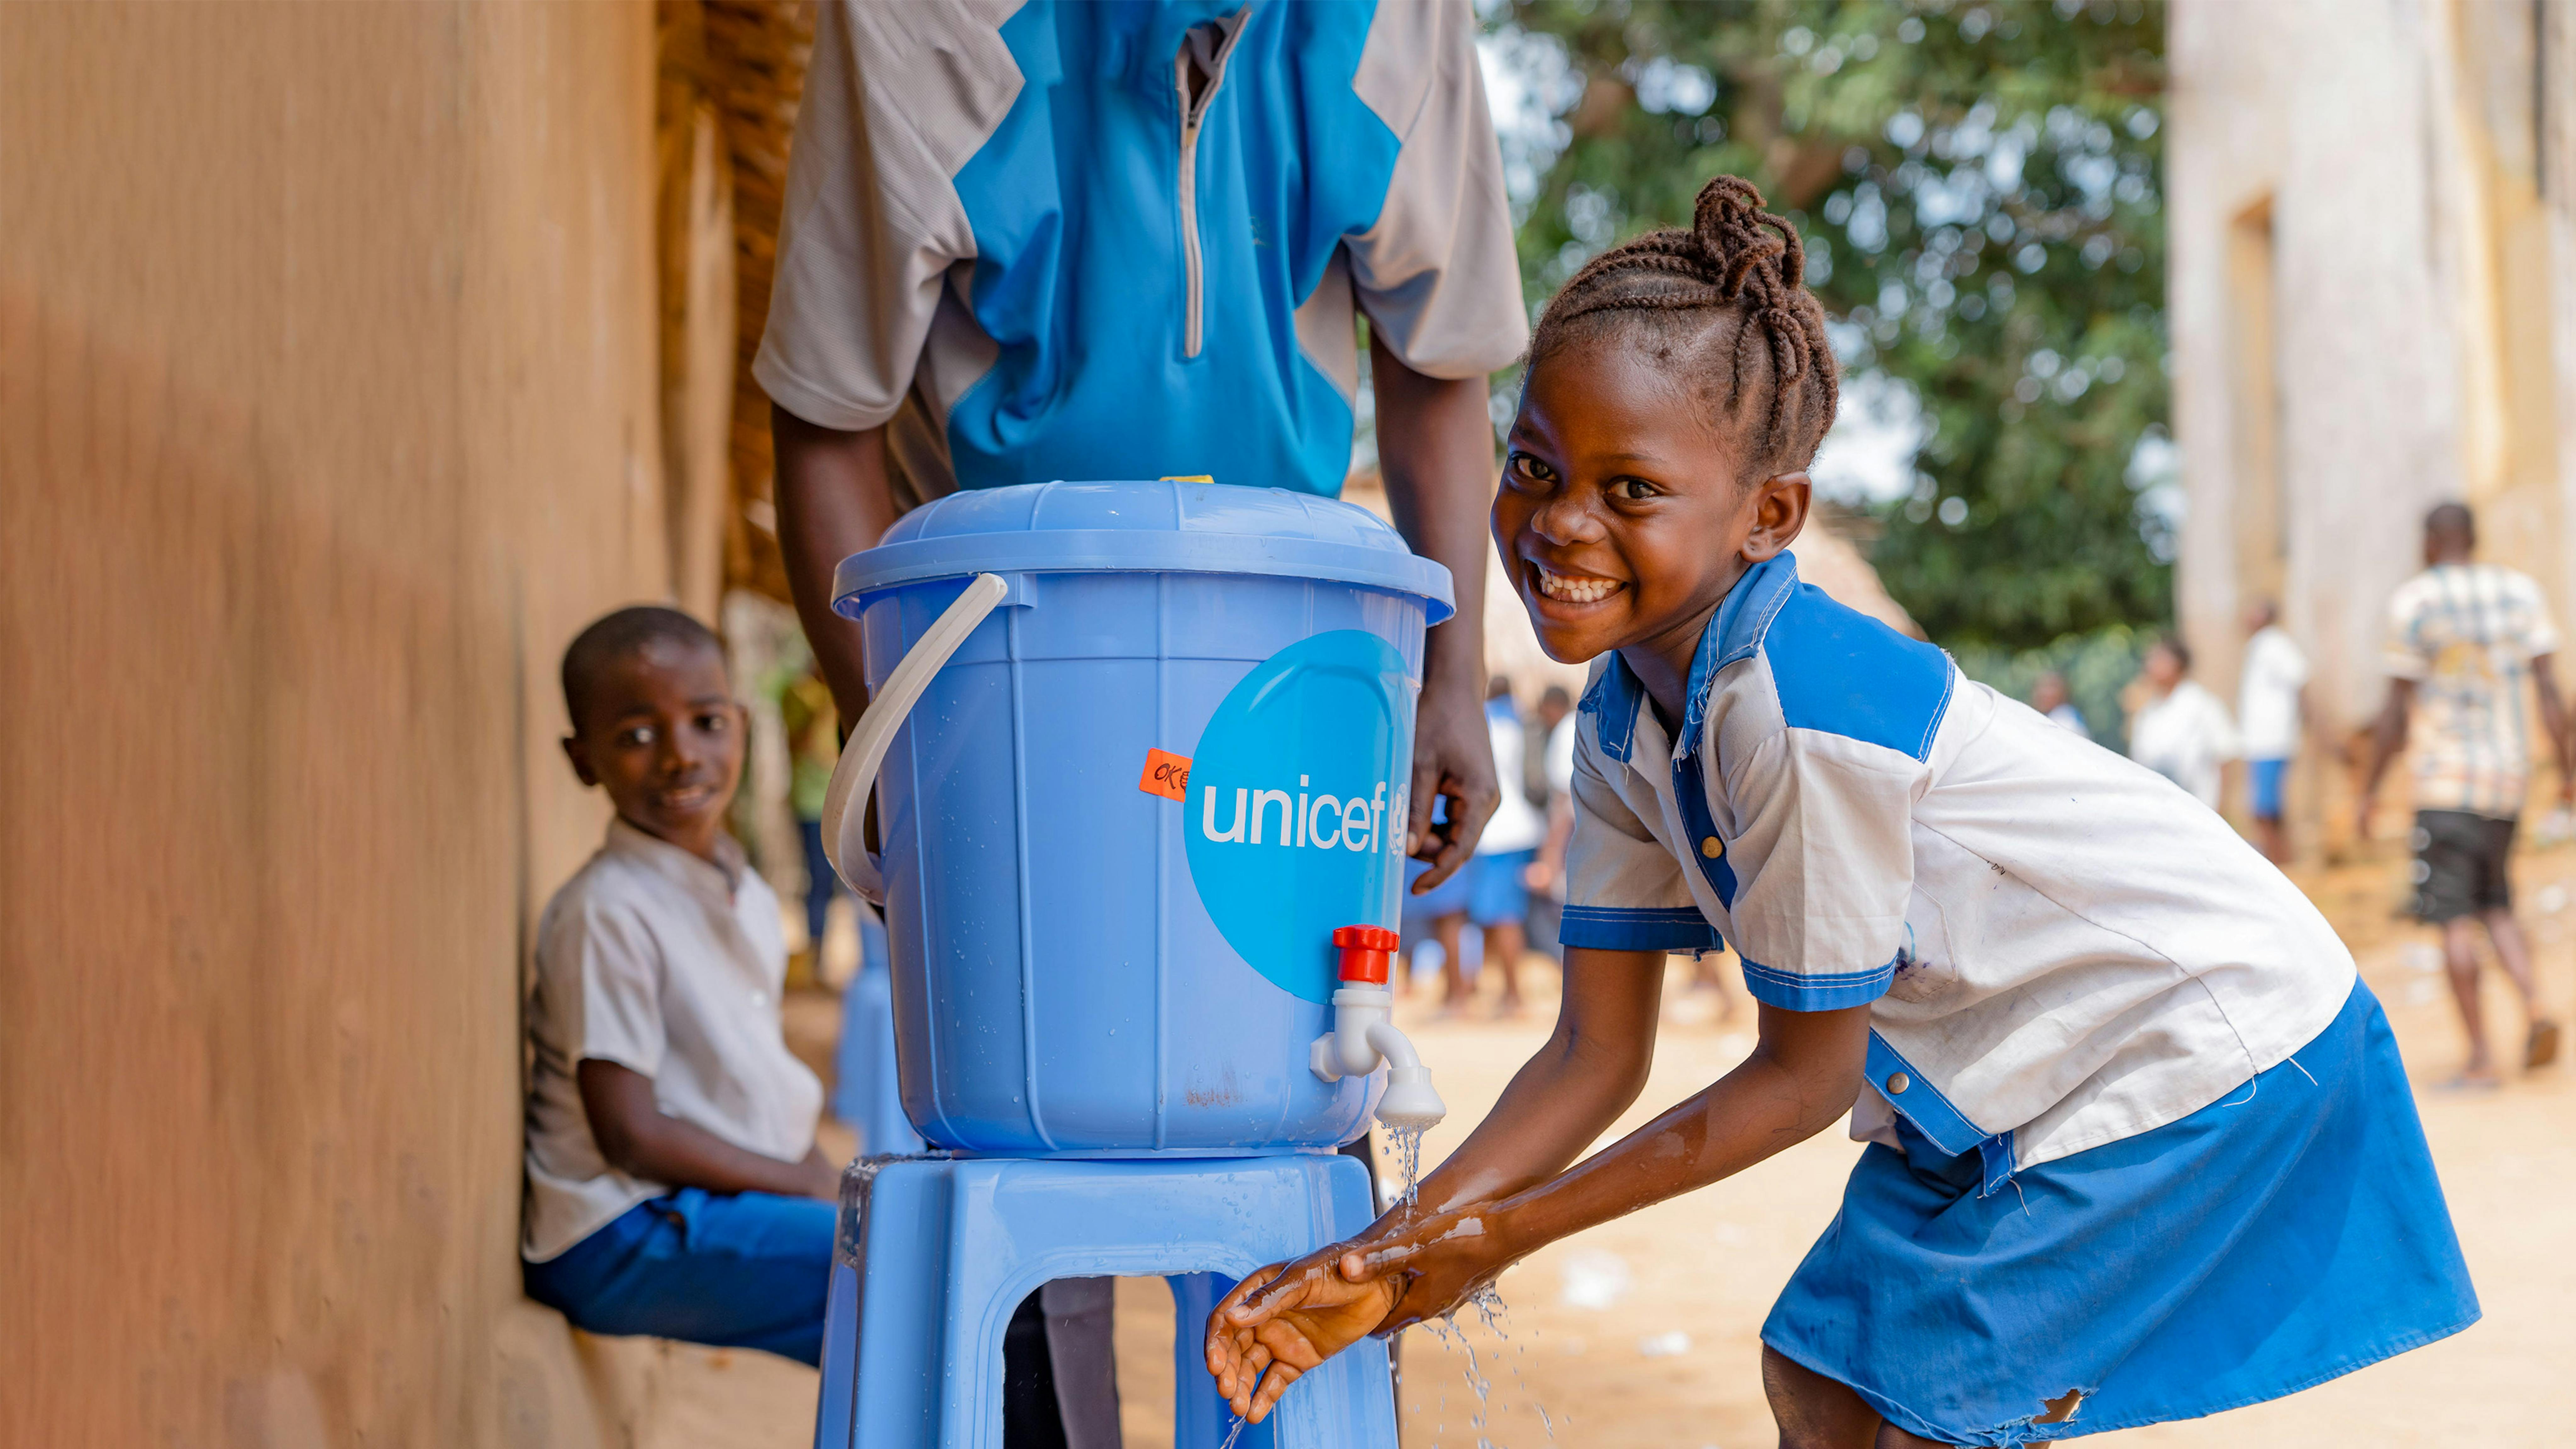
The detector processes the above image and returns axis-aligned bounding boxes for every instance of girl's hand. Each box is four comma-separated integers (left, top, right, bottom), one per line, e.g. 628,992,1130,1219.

1203,1251,1398,1424
1330,1200,1518,1334
1204,1202,1521,1422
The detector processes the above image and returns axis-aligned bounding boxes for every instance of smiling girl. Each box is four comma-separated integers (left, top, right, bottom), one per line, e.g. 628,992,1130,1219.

1203,178,2476,1447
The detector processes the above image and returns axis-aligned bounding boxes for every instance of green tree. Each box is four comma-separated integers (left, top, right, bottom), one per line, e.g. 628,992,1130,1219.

1494,0,2169,648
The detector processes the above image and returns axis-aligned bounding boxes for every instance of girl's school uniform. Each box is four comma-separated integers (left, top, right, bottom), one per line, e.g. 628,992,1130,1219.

1559,552,2475,1445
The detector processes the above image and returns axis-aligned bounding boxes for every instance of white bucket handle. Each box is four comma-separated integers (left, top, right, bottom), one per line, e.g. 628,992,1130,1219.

820,572,1012,904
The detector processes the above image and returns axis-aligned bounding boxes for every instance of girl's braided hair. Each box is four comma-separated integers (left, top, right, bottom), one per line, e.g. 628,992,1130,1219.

1529,176,1839,480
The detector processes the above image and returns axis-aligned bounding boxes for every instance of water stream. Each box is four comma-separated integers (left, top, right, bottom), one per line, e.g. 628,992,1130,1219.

1384,1122,1428,1207
1379,1122,1557,1447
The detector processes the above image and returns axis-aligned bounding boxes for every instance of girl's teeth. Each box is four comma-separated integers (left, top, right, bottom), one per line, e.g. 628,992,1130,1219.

1536,567,1621,604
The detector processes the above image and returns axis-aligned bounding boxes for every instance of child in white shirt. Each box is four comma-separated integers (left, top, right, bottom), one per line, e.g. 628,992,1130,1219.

2126,633,2239,809
1204,178,2473,1446
521,607,836,1363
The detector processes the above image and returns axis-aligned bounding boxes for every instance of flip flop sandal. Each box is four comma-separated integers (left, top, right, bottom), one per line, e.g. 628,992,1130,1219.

2526,1019,2561,1071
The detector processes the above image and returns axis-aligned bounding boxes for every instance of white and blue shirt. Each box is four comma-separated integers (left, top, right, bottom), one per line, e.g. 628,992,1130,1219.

755,0,1526,506
1560,553,2355,1183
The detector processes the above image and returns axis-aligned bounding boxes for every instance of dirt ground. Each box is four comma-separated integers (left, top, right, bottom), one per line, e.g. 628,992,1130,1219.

723,839,2576,1447
1360,841,2576,1449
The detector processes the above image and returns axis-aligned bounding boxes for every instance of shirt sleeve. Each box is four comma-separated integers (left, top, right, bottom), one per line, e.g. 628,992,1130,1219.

1722,729,1924,1010
544,897,669,1079
1341,0,1529,379
1558,730,1721,954
751,0,1007,430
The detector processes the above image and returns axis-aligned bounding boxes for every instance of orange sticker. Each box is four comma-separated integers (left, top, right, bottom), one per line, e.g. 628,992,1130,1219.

1138,748,1192,802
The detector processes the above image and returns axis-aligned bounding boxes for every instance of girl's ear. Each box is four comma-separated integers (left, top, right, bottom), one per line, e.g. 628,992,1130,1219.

1740,471,1812,562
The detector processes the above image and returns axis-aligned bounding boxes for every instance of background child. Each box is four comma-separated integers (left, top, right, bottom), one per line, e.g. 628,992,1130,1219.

2357,502,2569,1084
1204,178,2475,1446
2125,633,2238,810
2236,598,2310,862
520,606,838,1364
1434,676,1547,1016
2027,670,2086,735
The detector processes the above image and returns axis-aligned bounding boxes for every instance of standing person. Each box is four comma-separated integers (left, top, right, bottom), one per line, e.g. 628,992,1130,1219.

1525,684,1576,962
1449,678,1545,1017
2127,636,2239,810
1396,825,1474,1000
1201,176,2474,1446
2237,600,2311,864
2357,503,2568,1085
758,0,1524,897
2029,669,2086,735
754,4,1525,1432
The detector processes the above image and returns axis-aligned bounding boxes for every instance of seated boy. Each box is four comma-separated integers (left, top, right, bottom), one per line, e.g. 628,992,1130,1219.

521,606,839,1365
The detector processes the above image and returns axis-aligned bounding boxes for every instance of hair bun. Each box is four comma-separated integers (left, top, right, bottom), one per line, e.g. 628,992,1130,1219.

1527,171,1837,471
1691,176,1768,244
1690,176,1795,304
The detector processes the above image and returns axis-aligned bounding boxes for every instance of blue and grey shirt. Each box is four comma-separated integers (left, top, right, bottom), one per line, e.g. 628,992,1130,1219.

755,0,1528,506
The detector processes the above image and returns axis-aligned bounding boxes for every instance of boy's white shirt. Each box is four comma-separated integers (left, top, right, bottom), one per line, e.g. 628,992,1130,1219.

2237,624,2309,760
1561,552,2354,1178
2128,677,2240,809
1479,699,1547,855
522,819,825,1261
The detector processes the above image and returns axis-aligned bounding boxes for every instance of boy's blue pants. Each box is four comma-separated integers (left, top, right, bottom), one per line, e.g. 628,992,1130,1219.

524,1187,835,1366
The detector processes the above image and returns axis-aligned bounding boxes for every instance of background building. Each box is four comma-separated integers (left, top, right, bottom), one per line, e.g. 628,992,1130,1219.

2169,0,2576,839
2,3,818,1444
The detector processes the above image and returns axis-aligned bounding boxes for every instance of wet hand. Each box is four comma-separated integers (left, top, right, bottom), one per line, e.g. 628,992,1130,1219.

1203,1252,1400,1424
1203,1203,1521,1422
1329,1201,1518,1336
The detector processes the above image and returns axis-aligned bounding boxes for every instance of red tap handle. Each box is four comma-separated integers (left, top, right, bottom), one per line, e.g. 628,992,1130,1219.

1332,924,1399,985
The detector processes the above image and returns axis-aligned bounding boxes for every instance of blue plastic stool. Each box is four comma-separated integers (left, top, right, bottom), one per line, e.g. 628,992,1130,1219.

831,915,925,1157
813,1154,1394,1449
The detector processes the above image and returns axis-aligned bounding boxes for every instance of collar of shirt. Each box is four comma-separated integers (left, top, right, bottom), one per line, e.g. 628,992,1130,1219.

1580,552,1803,767
601,816,747,904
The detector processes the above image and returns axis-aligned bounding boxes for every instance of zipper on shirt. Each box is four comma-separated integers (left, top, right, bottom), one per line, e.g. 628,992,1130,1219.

1173,12,1249,359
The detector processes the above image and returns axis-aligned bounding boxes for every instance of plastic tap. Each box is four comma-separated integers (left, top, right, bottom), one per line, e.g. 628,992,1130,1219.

1309,925,1447,1130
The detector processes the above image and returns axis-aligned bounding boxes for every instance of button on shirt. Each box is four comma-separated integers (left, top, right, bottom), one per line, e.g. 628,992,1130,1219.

1558,553,2354,1177
2384,562,2562,820
523,820,825,1261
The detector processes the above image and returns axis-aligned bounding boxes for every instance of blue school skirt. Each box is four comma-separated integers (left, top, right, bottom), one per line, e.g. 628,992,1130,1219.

1763,980,2476,1445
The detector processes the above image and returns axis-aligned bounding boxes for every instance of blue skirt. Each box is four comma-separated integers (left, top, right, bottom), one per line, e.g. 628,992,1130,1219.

1763,980,2477,1445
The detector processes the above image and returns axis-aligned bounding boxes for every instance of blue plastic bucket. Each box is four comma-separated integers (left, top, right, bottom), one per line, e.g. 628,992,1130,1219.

827,481,1453,1156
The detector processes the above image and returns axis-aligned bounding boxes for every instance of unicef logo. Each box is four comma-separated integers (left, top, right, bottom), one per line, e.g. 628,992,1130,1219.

1185,631,1415,1004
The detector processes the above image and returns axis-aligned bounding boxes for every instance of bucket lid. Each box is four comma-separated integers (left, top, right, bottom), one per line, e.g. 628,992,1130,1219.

831,480,1456,625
